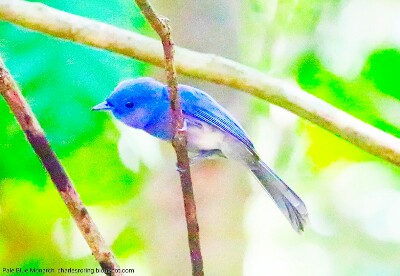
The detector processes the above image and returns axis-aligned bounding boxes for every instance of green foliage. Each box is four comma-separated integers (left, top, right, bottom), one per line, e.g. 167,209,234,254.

63,122,146,205
362,49,400,100
0,0,149,269
112,227,146,257
0,180,65,265
292,52,400,168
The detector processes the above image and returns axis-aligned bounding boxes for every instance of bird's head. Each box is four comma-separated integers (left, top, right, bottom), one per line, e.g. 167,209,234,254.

92,77,166,127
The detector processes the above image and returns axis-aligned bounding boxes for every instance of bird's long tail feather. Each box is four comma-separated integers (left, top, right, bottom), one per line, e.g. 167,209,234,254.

251,161,308,233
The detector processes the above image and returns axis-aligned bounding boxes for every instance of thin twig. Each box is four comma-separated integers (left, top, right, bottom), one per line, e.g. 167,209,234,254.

0,1,400,167
0,57,122,276
133,1,204,275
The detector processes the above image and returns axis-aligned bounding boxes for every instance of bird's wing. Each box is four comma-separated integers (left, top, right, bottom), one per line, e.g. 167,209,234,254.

179,84,255,153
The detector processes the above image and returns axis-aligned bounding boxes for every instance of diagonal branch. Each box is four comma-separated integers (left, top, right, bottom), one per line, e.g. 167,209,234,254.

133,1,204,275
0,0,400,166
0,57,122,276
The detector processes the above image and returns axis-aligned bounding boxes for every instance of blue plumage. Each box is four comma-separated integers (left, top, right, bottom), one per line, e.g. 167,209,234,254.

93,77,308,232
179,84,256,153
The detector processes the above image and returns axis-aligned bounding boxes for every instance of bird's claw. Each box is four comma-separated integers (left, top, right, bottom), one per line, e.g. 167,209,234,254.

178,119,188,132
176,165,188,173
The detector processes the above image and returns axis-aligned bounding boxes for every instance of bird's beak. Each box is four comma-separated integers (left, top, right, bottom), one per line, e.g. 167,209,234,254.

92,101,112,111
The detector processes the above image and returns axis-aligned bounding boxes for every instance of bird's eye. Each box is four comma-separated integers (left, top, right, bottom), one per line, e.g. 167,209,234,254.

125,102,134,108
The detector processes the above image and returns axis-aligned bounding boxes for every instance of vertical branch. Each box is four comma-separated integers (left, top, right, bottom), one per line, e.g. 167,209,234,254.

0,57,122,276
133,1,204,275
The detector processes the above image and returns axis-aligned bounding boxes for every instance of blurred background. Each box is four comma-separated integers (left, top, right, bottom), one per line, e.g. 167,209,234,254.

1,0,400,275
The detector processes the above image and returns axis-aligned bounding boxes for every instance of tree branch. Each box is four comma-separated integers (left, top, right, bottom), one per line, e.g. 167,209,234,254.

0,0,400,166
133,1,204,275
0,57,122,276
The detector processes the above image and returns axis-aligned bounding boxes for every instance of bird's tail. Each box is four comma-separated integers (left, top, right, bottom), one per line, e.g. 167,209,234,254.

250,160,308,233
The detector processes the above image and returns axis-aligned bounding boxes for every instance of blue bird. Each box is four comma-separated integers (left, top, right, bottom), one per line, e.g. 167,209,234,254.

93,77,308,233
